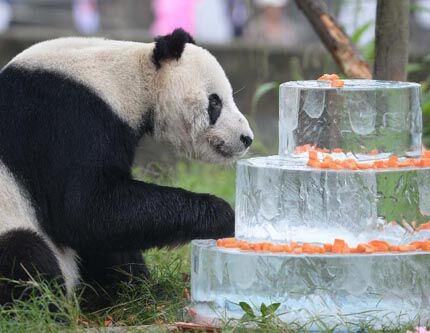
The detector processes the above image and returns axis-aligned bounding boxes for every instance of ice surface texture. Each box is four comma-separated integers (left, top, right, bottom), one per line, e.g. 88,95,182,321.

191,239,430,328
235,156,430,245
279,80,422,158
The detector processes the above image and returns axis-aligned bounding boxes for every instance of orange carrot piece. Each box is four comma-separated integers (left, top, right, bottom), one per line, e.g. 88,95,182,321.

317,74,331,81
357,162,373,169
307,160,321,168
398,244,416,252
323,155,333,163
251,243,262,251
423,150,430,158
357,243,374,253
399,244,411,252
373,244,389,252
397,160,414,168
309,150,318,160
323,244,332,252
332,239,349,253
329,162,343,170
387,155,398,168
239,243,252,251
418,221,430,230
421,158,430,167
223,243,238,248
410,241,426,250
412,159,422,166
302,243,319,254
261,243,271,251
290,242,299,249
389,245,400,252
332,244,344,253
369,240,390,248
374,160,387,168
270,245,285,252
282,245,292,253
293,247,303,254
421,242,430,251
333,239,346,247
331,79,344,88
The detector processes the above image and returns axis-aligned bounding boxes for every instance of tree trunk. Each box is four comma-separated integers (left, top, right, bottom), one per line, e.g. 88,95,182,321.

374,0,410,81
295,0,372,79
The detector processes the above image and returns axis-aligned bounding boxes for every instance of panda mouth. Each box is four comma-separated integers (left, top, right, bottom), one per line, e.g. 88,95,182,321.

213,143,245,159
212,142,234,158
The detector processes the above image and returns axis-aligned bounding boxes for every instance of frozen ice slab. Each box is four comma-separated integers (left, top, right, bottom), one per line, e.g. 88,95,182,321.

279,80,422,158
235,156,430,245
191,239,430,329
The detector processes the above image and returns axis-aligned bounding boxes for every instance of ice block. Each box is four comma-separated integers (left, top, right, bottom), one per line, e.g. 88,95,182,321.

235,156,430,245
191,239,430,329
279,80,422,158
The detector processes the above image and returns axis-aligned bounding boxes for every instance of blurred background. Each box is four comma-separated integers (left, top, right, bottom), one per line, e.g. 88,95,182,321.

0,0,429,203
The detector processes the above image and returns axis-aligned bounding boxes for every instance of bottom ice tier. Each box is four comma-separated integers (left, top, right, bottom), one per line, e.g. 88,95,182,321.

191,239,430,329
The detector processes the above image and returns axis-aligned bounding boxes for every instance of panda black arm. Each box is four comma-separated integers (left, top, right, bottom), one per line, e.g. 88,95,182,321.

57,170,234,252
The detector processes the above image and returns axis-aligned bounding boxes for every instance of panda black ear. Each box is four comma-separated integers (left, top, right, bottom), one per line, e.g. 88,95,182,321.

152,28,196,69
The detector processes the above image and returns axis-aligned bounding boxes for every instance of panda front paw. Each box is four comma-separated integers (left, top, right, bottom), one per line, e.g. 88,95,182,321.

203,195,235,239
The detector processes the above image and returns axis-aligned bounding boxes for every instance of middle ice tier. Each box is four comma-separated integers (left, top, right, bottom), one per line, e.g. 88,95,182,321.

235,156,430,246
279,80,422,158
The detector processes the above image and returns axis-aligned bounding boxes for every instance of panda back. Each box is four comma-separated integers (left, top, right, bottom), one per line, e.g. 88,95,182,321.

7,37,153,130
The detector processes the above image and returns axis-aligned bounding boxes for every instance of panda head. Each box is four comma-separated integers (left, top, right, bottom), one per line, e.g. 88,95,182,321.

151,29,254,164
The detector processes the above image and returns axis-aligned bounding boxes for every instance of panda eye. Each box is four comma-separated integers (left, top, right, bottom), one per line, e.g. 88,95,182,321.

208,94,222,125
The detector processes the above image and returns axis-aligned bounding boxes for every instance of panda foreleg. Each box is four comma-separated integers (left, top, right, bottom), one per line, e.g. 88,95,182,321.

59,174,234,252
79,250,149,285
78,250,149,310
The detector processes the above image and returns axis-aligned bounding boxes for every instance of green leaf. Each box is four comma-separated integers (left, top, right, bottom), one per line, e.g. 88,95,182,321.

260,303,268,316
239,302,255,317
250,82,279,117
351,21,372,44
266,302,281,315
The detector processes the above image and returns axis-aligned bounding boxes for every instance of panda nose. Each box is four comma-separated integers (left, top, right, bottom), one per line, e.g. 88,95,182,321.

240,135,253,148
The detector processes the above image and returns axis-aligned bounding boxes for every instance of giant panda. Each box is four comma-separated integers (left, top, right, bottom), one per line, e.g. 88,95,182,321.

0,28,253,304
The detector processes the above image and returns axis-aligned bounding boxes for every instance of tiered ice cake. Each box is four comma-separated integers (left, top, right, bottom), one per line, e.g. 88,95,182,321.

190,80,430,328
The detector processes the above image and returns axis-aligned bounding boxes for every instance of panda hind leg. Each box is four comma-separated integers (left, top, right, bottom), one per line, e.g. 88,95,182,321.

79,250,149,310
0,228,65,306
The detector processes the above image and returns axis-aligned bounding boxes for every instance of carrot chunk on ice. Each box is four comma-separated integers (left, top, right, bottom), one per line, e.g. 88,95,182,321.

331,79,344,88
307,160,321,168
387,155,398,168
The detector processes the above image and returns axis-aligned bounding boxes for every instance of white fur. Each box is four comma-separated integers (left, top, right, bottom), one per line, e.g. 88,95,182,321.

0,160,79,293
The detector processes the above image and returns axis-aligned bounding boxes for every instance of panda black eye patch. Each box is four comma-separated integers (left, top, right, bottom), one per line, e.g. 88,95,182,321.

208,94,222,125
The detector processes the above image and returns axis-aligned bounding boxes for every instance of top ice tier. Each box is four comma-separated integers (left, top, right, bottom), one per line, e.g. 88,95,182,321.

279,80,422,158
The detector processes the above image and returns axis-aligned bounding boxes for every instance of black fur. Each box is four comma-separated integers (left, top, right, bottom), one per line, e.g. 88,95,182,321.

79,250,149,310
0,229,63,304
208,94,222,125
0,64,234,300
152,28,195,69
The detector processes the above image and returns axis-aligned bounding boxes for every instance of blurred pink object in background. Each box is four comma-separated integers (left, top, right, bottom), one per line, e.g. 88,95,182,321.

151,0,197,36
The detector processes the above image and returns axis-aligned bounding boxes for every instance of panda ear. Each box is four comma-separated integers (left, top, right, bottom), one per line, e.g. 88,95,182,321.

152,28,196,69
